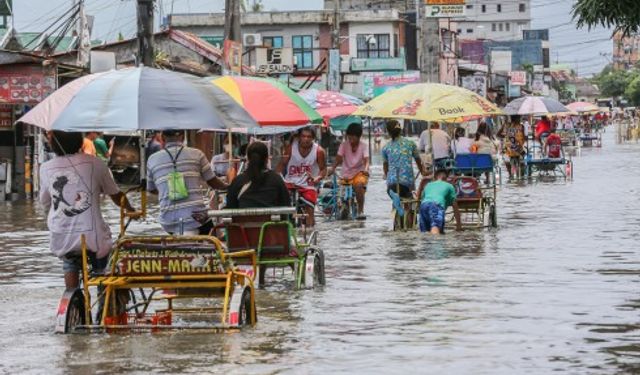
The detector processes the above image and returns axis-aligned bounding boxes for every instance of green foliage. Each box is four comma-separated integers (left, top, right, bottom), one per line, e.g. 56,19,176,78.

572,0,640,36
624,75,640,105
593,69,636,98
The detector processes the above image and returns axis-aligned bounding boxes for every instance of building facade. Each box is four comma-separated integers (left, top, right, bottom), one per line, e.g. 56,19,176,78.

454,0,531,40
612,32,640,70
168,10,409,96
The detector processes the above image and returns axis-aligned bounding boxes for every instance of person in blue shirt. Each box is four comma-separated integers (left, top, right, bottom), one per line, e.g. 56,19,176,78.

419,169,462,234
382,120,427,198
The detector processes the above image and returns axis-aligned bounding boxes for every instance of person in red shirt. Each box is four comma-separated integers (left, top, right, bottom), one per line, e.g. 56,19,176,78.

534,116,551,141
544,130,563,159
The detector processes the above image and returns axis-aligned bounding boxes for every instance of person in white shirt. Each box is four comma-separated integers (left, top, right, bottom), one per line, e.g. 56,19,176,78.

39,131,138,289
419,122,452,169
451,127,473,155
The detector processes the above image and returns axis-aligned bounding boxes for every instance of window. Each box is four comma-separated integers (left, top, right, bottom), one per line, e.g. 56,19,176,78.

505,23,510,32
497,4,502,12
492,23,496,32
263,36,283,48
263,36,283,61
466,28,474,34
481,4,486,12
356,34,391,58
457,29,462,34
466,4,473,9
519,3,526,12
498,23,503,32
292,35,313,69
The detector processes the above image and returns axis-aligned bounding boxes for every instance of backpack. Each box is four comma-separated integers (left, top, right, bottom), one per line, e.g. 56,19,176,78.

165,147,189,201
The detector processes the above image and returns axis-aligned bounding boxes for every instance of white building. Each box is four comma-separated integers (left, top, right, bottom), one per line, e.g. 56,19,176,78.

455,0,531,40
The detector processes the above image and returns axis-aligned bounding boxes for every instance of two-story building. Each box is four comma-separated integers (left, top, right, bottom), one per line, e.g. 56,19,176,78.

168,9,410,97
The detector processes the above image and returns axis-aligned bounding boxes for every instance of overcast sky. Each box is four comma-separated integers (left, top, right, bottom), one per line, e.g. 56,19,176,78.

12,0,612,76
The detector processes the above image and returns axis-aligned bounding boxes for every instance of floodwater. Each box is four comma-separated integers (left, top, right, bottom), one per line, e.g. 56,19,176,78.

1,130,639,374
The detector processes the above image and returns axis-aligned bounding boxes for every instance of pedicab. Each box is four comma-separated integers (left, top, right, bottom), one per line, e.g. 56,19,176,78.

353,83,504,231
524,142,574,180
503,97,573,181
208,207,325,289
18,67,263,333
448,154,498,228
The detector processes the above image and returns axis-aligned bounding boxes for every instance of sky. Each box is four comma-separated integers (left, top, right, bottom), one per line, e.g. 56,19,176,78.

11,0,613,76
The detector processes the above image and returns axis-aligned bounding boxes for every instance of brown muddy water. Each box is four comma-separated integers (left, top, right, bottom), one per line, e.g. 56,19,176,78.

0,130,638,374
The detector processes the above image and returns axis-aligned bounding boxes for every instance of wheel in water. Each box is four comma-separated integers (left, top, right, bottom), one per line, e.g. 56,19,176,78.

314,250,326,286
238,288,254,326
64,289,86,333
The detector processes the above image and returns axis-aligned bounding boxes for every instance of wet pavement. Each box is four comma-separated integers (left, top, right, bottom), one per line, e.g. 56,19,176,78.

1,130,639,374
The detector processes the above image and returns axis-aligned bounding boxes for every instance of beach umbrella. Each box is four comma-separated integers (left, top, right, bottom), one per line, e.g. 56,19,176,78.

504,96,570,115
18,67,258,132
206,76,322,126
352,83,502,122
566,101,600,113
298,89,364,123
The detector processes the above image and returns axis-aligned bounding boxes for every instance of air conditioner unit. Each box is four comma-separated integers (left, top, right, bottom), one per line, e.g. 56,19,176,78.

243,33,262,47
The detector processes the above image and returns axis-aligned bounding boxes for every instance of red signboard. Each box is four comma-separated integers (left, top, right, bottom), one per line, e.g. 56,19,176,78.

0,104,12,128
0,65,56,104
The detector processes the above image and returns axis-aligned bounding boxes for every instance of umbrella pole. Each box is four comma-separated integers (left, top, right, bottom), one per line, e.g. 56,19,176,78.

368,117,372,160
228,129,233,179
140,130,147,217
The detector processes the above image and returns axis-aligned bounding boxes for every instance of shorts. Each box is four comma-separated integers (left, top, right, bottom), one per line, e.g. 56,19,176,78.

419,201,446,233
62,251,109,274
341,172,369,187
387,184,413,199
297,188,318,207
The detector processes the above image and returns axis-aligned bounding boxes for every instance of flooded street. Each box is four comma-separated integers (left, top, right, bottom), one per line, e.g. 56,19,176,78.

1,130,639,374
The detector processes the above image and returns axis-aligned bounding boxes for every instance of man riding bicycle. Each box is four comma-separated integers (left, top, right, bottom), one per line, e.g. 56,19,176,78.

277,127,327,227
328,123,369,220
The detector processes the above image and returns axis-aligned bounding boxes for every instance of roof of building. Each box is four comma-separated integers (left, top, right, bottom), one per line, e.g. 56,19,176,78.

169,9,402,27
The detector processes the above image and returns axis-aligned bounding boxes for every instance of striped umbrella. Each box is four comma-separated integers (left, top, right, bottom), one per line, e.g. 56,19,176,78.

17,67,258,132
207,76,322,126
504,96,570,115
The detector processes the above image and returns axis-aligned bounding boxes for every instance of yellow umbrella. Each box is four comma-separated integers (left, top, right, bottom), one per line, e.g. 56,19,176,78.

353,83,503,121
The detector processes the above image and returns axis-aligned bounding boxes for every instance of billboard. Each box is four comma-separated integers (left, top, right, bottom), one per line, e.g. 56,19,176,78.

255,47,294,74
461,74,487,98
425,4,465,17
362,70,421,98
327,49,340,92
223,40,242,75
0,65,55,104
509,71,527,86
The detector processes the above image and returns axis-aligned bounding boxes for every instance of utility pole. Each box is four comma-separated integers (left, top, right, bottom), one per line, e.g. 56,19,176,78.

332,0,341,49
136,0,155,67
418,0,440,83
224,0,241,42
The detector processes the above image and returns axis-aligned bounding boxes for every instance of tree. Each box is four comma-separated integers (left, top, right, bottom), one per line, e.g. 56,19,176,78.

573,0,640,36
593,69,635,98
625,75,640,105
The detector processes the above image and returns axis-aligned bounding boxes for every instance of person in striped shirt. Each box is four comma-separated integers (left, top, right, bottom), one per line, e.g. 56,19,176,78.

147,130,227,235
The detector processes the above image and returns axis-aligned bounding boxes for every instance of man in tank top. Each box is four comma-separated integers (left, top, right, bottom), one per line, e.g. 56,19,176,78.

277,127,327,227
